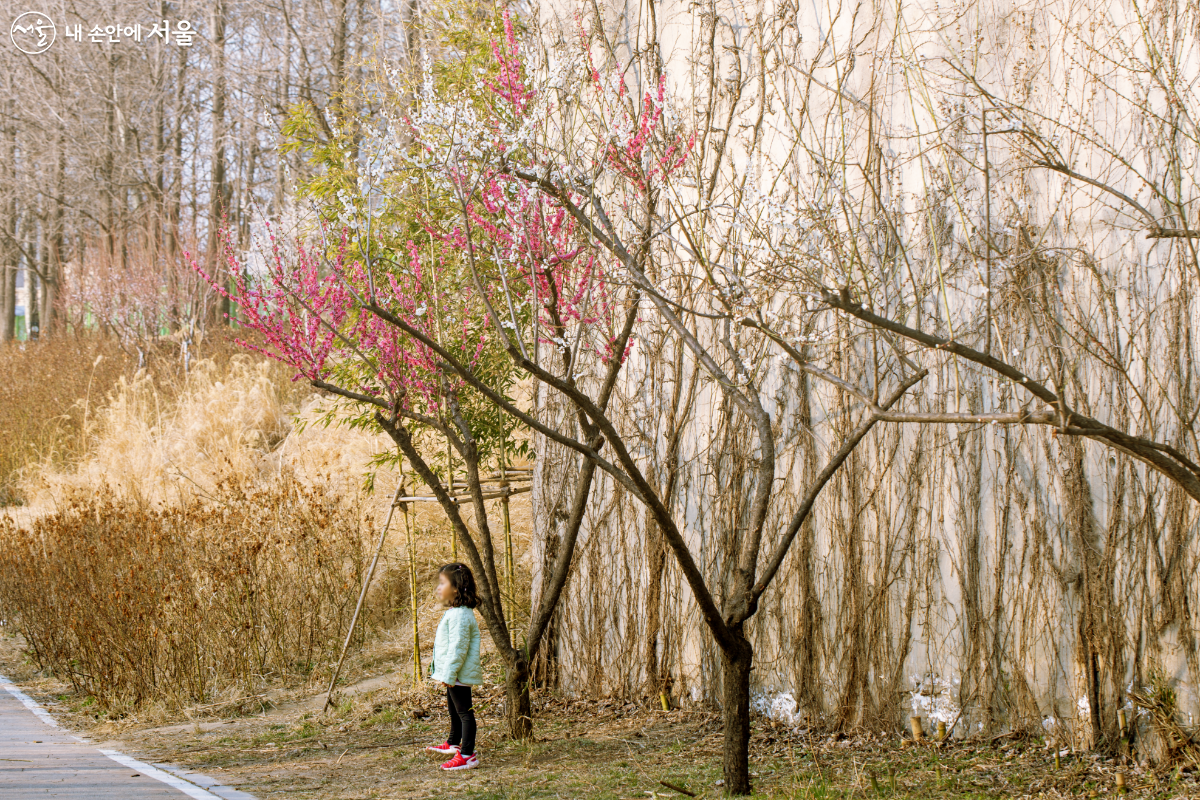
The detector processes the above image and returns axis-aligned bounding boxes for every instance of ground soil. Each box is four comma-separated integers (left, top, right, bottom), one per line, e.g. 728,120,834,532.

3,633,1198,799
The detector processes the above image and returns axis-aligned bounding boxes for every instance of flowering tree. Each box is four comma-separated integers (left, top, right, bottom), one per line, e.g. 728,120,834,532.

195,212,622,738
193,13,647,739
335,0,1200,772
602,0,1200,754
60,230,215,364
359,14,927,794
205,9,939,790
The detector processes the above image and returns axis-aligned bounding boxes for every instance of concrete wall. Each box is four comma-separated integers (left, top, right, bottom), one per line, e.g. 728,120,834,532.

526,0,1200,745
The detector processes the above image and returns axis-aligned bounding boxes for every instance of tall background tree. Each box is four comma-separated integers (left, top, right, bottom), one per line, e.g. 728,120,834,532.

0,0,403,343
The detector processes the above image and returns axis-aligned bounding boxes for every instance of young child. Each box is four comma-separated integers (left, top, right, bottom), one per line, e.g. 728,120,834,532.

425,562,483,770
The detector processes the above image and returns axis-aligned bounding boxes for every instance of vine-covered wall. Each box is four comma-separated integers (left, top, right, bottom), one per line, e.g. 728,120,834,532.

529,0,1200,748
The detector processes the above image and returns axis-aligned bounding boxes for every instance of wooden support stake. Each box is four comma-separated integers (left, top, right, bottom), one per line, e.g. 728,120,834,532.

402,468,422,687
500,465,515,649
447,441,457,561
485,467,533,478
392,485,531,504
324,477,405,712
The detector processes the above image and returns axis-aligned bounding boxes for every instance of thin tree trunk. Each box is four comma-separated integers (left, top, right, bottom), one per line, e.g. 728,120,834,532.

720,632,753,795
273,24,291,221
43,140,65,337
643,510,667,694
795,368,823,712
152,15,173,331
331,0,348,117
505,655,533,740
28,251,39,339
38,222,54,337
0,258,12,342
207,0,229,325
167,41,189,330
0,94,14,343
0,257,12,343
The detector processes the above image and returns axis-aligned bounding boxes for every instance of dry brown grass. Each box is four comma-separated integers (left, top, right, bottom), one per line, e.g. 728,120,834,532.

21,352,312,510
0,333,536,723
0,331,299,507
0,336,135,505
0,477,382,713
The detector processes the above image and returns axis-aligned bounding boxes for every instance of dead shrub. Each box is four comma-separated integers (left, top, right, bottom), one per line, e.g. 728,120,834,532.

0,477,383,712
1129,672,1200,770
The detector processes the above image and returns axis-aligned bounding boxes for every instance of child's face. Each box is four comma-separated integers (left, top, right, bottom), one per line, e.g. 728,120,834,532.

436,572,457,606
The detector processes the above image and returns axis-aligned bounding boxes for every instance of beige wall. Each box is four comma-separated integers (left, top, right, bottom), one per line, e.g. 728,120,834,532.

526,0,1200,745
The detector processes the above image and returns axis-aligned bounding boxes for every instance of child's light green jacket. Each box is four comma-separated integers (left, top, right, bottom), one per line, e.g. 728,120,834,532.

429,606,483,686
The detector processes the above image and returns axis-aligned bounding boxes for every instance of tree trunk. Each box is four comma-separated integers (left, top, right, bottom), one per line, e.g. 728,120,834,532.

332,0,348,109
643,509,667,696
0,260,12,342
39,218,56,337
504,655,533,740
0,219,12,343
1,93,14,342
207,0,229,326
167,42,189,329
721,633,753,795
28,263,39,339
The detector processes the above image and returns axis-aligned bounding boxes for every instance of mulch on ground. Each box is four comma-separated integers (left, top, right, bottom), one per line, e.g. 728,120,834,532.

3,633,1198,799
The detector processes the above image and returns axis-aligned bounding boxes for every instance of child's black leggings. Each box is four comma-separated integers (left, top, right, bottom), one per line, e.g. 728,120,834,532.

445,685,475,756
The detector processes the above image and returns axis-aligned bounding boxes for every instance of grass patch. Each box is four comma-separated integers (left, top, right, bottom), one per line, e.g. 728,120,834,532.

29,683,1193,800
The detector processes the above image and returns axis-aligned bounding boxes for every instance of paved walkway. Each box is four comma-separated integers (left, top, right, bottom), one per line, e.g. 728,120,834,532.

0,676,254,799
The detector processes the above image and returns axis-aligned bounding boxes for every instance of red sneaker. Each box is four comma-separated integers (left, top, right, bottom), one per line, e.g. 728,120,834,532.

425,741,459,755
440,751,480,770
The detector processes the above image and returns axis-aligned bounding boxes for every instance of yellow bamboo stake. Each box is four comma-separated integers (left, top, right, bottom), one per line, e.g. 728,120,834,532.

447,440,457,560
402,467,422,688
500,446,515,647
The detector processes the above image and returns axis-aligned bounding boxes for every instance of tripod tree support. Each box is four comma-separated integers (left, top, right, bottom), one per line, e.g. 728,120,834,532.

500,450,516,648
324,476,406,712
403,483,423,686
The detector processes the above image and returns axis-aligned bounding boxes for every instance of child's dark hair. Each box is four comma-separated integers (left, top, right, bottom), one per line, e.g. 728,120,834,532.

440,562,479,609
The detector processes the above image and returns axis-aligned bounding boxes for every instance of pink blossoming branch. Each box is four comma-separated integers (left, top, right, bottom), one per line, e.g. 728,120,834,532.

191,12,694,430
191,222,491,422
184,19,695,749
465,176,629,364
403,12,696,372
